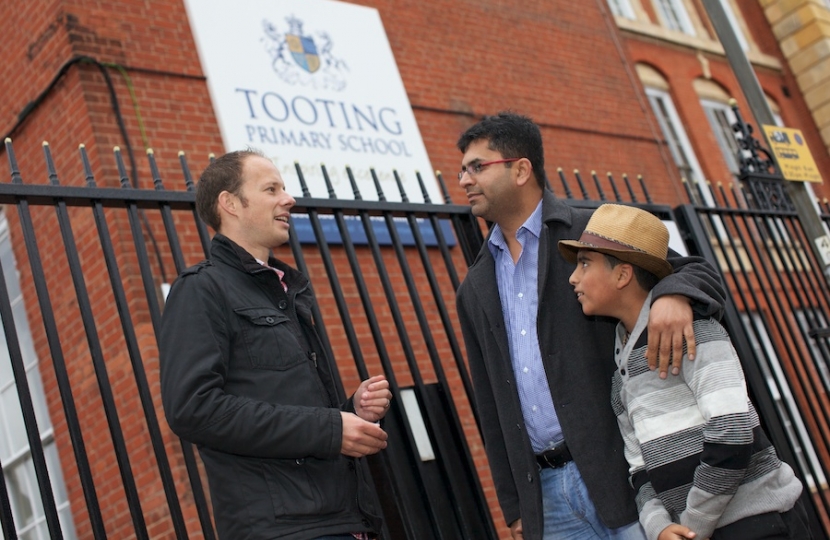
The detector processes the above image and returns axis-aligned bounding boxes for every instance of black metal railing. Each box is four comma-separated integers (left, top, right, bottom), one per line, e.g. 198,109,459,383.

0,138,497,539
675,171,830,537
17,130,830,539
0,136,660,539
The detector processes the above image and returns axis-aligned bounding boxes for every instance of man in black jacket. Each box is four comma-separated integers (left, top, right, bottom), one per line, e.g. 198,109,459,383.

160,150,390,540
454,113,725,540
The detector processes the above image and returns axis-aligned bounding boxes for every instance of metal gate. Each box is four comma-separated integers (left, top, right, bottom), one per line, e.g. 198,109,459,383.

2,132,829,539
0,138,495,540
673,193,830,538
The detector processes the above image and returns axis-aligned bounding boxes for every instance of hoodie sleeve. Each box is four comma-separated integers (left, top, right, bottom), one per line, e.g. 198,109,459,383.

652,250,725,319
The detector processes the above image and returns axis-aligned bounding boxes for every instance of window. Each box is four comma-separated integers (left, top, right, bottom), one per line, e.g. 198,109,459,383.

653,0,696,35
0,214,76,539
607,0,636,19
701,98,741,175
694,79,742,177
648,89,709,202
637,64,713,206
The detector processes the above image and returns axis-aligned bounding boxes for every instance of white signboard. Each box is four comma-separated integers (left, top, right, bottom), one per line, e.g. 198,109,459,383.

183,0,439,202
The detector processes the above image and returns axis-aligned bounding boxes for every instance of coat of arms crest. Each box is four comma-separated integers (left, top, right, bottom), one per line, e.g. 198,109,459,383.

262,15,348,90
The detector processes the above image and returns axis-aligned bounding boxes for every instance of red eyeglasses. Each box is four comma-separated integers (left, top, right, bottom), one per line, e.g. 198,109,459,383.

458,158,522,181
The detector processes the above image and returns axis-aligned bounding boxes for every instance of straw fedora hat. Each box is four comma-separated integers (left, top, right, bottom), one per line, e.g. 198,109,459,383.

558,204,673,279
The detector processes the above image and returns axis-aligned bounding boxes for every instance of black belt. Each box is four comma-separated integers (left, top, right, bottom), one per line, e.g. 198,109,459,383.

536,442,573,469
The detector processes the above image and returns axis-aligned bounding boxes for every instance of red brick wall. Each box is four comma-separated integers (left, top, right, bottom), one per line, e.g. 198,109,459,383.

621,2,830,201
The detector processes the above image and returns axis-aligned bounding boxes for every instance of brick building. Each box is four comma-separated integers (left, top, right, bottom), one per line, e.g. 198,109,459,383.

0,0,828,538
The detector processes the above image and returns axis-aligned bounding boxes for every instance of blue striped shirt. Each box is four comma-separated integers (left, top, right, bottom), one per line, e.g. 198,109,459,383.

488,201,563,453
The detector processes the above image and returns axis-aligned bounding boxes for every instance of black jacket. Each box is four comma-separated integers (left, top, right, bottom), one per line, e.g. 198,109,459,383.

160,234,381,540
455,192,725,540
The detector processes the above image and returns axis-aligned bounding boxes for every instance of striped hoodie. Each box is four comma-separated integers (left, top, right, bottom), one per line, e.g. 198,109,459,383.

611,292,803,540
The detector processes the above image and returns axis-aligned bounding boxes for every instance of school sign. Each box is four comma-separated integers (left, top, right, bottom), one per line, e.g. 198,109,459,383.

183,0,439,202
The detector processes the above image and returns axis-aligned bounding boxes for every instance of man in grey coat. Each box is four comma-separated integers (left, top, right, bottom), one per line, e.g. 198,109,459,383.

454,113,725,540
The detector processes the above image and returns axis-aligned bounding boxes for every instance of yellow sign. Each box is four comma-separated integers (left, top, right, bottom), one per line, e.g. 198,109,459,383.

762,125,823,183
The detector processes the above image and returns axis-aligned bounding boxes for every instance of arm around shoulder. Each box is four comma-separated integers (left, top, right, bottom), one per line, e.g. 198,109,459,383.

655,252,724,319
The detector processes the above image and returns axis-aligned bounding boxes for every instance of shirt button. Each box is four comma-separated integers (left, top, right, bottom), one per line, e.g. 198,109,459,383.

295,458,305,465
523,367,529,373
532,406,538,412
278,300,288,309
521,329,527,336
620,368,626,376
527,473,533,483
265,317,275,324
518,292,523,298
616,348,620,354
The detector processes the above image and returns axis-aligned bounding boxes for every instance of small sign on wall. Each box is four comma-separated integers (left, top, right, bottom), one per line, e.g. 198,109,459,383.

762,125,823,184
183,0,439,202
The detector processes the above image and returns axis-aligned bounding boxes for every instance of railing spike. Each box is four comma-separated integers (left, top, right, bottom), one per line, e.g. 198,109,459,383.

179,152,196,191
114,147,132,189
591,170,606,201
416,171,432,204
556,167,573,199
321,164,337,199
79,144,98,188
436,171,453,204
370,169,387,201
294,162,311,198
5,138,24,185
347,166,363,200
146,148,165,190
607,172,622,202
393,170,408,202
42,142,60,186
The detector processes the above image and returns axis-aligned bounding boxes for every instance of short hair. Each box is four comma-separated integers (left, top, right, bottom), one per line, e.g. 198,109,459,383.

603,253,661,292
456,111,547,189
196,149,265,231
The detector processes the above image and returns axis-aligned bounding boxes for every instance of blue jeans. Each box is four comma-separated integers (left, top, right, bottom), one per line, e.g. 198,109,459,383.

540,462,646,540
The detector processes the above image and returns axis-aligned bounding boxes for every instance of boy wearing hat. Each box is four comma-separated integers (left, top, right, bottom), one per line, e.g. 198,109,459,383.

559,204,808,540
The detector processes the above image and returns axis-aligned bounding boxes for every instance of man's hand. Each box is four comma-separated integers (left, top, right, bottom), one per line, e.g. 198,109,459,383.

647,294,695,379
354,374,392,423
509,518,523,540
340,412,388,458
658,523,696,539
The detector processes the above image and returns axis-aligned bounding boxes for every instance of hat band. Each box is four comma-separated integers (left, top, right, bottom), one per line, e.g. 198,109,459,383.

577,231,648,254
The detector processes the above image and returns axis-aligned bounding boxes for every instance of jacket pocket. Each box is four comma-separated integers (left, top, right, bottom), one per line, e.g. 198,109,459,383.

262,457,356,518
234,307,307,370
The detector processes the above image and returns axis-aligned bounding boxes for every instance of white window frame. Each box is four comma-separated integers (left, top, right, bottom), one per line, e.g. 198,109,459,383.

653,0,696,35
0,214,76,539
700,98,742,175
645,87,715,207
607,0,636,19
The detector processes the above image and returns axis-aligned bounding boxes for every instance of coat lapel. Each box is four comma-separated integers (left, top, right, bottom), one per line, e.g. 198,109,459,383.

538,191,573,300
466,238,512,366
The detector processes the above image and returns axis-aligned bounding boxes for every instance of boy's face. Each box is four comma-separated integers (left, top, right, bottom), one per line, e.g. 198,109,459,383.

568,250,620,318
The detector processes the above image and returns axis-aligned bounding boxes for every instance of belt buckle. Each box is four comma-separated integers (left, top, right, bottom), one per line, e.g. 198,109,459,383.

542,452,560,469
541,443,567,469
